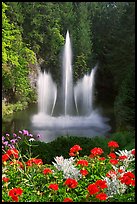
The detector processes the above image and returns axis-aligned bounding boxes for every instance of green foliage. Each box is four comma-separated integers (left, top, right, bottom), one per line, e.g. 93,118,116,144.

74,53,90,82
114,70,135,131
2,101,28,118
18,130,135,165
2,2,36,104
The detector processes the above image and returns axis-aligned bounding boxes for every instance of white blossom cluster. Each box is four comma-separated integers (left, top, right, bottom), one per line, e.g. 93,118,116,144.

103,171,127,197
52,156,82,180
115,149,135,170
103,149,135,198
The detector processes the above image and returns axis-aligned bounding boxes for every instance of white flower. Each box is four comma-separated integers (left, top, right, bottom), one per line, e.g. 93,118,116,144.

28,138,35,142
52,156,82,180
115,149,135,171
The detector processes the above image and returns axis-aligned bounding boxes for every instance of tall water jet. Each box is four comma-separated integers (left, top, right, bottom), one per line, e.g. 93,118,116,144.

31,30,111,143
74,66,97,115
37,71,57,115
62,30,74,115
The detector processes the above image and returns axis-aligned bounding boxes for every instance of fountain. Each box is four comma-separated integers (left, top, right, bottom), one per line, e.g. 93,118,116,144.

31,31,111,142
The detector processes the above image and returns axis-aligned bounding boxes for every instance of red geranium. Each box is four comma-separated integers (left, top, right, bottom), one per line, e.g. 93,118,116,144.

118,155,128,160
106,170,117,178
108,141,119,148
98,157,106,161
96,193,108,201
87,183,99,195
8,188,23,202
48,183,58,191
6,149,19,158
10,160,24,169
123,172,135,179
26,158,43,166
63,198,73,202
80,169,89,176
131,149,135,156
95,180,108,189
2,177,10,182
77,159,88,166
64,178,78,189
109,159,118,165
69,145,82,156
108,152,117,159
119,172,135,186
2,154,9,162
118,169,124,174
131,180,135,186
90,147,104,157
43,168,52,175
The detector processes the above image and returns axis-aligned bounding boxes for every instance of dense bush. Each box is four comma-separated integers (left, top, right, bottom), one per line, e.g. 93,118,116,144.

18,130,135,164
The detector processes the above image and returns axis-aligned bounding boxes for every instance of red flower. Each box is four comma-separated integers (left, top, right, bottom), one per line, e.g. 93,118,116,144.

48,183,58,191
2,177,10,182
95,180,108,189
118,155,128,160
119,172,135,186
108,141,119,148
63,198,73,202
80,169,88,176
90,147,104,157
108,153,116,159
8,188,23,202
106,170,117,178
77,159,88,166
64,178,78,189
43,168,52,175
87,184,99,195
26,158,43,166
119,176,132,185
96,193,107,201
10,160,24,169
123,172,135,179
98,157,106,161
6,149,19,158
131,179,135,186
109,159,118,165
131,149,135,156
118,169,124,174
69,145,82,156
2,154,9,162
11,195,19,202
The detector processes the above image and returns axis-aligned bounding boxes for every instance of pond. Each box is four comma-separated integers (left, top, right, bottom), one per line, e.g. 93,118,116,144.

2,100,116,143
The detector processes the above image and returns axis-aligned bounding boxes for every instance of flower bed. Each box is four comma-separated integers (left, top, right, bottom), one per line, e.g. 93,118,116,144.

2,130,135,202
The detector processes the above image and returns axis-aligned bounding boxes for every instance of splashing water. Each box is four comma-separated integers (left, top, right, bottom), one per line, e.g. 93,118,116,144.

31,30,111,142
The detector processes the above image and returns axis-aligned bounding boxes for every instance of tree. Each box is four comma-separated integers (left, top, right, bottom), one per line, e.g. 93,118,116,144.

2,2,36,103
